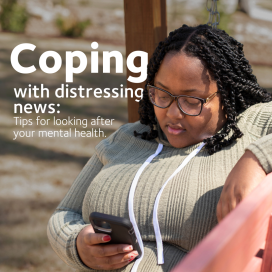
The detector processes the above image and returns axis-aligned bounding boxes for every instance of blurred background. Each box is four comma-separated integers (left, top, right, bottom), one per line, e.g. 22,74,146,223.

0,0,272,271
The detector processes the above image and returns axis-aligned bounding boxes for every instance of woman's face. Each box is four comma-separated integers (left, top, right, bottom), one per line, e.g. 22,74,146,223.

153,52,226,148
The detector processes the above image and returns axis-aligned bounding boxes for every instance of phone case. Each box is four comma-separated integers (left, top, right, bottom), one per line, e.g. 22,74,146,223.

89,212,142,257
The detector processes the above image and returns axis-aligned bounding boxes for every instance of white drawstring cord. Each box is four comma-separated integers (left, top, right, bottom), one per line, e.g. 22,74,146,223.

128,144,163,272
153,142,206,264
128,142,205,270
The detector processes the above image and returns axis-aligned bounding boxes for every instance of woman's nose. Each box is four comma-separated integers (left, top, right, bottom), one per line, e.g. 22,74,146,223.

166,99,185,119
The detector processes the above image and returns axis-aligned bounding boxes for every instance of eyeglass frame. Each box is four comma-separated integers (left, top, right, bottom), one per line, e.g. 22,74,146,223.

147,84,218,117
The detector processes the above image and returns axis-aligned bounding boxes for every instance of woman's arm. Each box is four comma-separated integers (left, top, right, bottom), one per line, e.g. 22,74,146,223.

216,148,267,222
47,152,137,271
47,154,104,271
217,102,272,222
217,133,272,222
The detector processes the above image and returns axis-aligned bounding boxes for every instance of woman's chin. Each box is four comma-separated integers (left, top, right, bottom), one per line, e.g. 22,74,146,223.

167,137,188,149
166,134,202,149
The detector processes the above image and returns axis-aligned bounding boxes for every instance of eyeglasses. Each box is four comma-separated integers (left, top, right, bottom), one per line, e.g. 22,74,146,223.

147,85,218,116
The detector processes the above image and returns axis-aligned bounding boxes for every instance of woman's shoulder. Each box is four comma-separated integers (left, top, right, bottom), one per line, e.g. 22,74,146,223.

238,101,272,122
238,101,272,136
241,100,272,115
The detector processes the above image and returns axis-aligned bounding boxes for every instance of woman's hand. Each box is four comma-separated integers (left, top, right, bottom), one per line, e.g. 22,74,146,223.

216,150,266,222
76,225,139,270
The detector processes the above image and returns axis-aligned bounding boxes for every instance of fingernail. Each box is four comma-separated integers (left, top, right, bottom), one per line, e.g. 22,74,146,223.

123,245,133,252
102,235,111,242
129,257,135,262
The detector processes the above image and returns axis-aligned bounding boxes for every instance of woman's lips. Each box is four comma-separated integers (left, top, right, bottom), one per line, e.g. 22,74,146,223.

167,125,186,135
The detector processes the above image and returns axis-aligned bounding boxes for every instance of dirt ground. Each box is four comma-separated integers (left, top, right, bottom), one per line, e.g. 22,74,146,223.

1,1,272,271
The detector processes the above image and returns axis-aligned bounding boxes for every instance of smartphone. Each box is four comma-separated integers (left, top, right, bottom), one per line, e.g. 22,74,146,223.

89,212,141,257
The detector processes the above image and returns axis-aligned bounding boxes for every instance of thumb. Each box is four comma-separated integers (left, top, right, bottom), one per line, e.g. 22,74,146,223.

83,228,112,245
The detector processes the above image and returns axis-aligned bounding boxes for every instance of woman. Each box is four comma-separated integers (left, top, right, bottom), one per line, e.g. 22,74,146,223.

47,24,272,271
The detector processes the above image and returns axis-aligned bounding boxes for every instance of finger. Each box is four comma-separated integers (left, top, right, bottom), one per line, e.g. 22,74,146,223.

103,259,135,270
84,232,112,245
234,188,244,204
95,260,131,271
222,197,237,220
219,183,235,221
236,193,242,204
220,203,229,221
216,199,222,222
227,195,237,212
91,244,135,257
95,251,139,268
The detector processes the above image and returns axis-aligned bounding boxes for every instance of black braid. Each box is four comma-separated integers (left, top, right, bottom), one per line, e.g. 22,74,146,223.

136,24,272,155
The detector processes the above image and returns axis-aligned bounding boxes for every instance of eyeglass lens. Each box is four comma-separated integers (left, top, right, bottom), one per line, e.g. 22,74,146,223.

149,87,202,116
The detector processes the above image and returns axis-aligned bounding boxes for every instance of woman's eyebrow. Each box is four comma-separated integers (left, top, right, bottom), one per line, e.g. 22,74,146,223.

155,81,169,90
155,82,202,94
182,89,202,94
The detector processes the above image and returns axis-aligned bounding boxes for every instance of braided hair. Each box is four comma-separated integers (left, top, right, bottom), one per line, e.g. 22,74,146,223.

135,24,272,155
